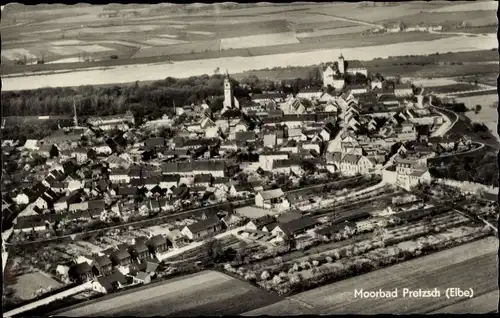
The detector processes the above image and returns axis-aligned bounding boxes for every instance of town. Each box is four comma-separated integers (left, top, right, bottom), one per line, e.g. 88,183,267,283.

2,48,498,316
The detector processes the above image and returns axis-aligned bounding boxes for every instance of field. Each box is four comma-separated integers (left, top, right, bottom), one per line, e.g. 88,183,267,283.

455,94,499,142
2,1,495,75
243,237,499,315
427,83,480,94
380,10,498,29
220,32,300,50
427,1,498,13
430,290,499,314
11,270,64,301
57,270,282,316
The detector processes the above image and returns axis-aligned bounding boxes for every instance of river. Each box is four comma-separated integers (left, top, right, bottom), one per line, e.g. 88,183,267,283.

2,34,496,91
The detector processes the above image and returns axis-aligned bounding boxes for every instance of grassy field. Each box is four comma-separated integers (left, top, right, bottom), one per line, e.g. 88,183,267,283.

243,237,499,315
380,10,498,29
427,83,480,94
430,290,499,314
3,1,488,73
58,270,282,316
455,94,499,142
11,270,64,301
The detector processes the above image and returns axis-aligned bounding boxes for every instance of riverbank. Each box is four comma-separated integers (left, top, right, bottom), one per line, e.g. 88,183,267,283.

2,34,496,91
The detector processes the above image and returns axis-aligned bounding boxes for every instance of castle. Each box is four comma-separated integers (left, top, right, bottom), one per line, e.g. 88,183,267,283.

322,54,368,89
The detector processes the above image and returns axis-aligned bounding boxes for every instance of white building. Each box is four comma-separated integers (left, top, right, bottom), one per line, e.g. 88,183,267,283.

255,188,290,211
259,152,289,171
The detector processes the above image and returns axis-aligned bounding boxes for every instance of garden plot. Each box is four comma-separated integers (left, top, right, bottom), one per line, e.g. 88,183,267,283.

220,32,300,50
427,1,497,13
1,48,37,60
48,45,113,56
143,38,190,46
306,2,431,23
296,25,371,38
11,270,64,300
64,24,162,35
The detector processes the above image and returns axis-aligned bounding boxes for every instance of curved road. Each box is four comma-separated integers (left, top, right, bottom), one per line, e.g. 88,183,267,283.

5,176,366,248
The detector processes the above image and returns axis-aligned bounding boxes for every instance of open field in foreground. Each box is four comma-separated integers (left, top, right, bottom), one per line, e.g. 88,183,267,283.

11,271,64,301
243,237,499,315
57,270,282,317
430,290,499,314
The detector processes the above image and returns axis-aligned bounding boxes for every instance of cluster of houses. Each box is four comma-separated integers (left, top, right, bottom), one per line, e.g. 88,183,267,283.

4,53,468,244
56,234,167,293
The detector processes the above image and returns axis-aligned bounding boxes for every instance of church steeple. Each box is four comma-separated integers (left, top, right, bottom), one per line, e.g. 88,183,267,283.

223,69,234,109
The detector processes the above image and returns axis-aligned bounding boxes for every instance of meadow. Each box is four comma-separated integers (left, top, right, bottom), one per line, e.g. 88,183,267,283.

58,270,282,317
3,1,495,74
243,237,499,315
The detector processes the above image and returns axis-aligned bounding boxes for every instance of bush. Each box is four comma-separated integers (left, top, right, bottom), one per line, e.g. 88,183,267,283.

272,275,283,285
325,256,333,263
261,271,270,281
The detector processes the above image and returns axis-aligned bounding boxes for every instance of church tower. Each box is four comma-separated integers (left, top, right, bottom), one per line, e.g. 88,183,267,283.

338,53,345,75
223,70,234,109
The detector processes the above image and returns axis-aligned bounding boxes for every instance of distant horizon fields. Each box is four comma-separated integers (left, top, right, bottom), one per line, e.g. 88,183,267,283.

1,1,496,74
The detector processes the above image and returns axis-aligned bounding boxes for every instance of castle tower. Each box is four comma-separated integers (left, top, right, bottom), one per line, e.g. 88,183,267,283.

223,70,234,109
338,53,345,75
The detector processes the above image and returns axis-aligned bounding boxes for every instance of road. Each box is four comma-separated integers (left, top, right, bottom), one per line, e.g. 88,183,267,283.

431,142,485,159
429,95,459,137
5,176,365,248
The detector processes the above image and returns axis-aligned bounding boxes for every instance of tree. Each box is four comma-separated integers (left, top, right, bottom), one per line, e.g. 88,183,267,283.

475,104,482,114
49,145,59,158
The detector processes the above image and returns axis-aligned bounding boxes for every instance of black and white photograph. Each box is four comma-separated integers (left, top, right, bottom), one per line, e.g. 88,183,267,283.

1,1,498,316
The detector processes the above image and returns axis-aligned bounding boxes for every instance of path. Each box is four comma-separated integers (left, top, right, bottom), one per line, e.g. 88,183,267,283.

429,95,459,137
432,142,485,159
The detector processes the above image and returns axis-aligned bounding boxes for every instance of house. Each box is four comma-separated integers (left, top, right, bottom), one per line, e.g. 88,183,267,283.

23,139,39,150
166,229,185,249
145,137,165,149
230,183,254,197
131,271,152,285
245,215,276,231
259,151,289,171
255,188,290,210
92,255,113,276
109,169,130,184
68,262,94,283
146,235,169,254
320,122,338,141
263,133,278,148
394,83,413,97
193,174,212,188
181,216,223,240
338,154,374,176
349,84,368,95
315,221,357,240
271,216,318,238
92,270,128,294
13,216,47,233
159,174,180,190
128,242,150,262
110,248,132,267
